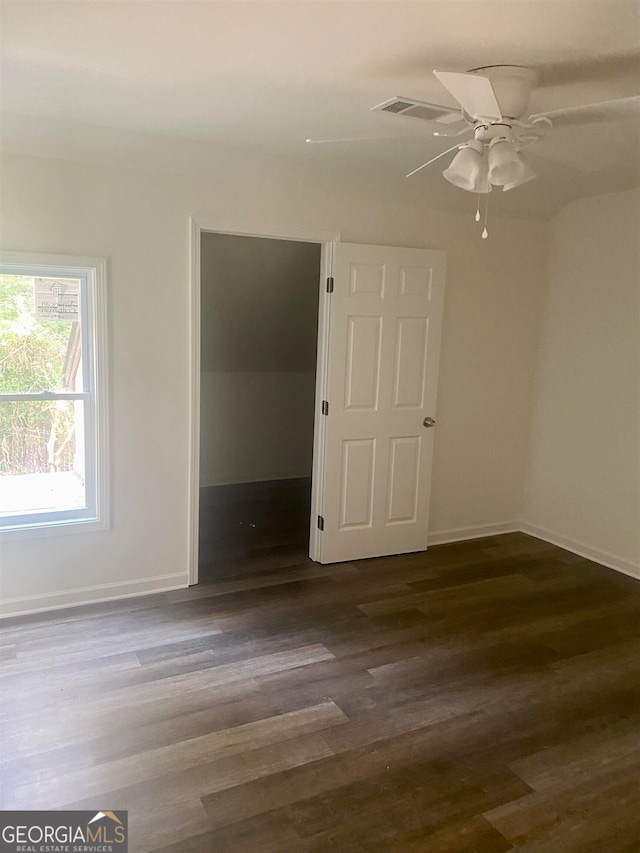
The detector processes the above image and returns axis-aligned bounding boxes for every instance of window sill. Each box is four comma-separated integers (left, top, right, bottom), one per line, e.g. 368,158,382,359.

0,516,110,542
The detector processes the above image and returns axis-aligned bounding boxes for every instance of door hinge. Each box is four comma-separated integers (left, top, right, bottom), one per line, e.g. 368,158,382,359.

317,515,324,531
322,400,329,416
326,276,334,293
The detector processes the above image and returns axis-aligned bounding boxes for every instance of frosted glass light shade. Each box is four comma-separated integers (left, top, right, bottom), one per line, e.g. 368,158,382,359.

443,140,484,191
488,139,525,187
503,156,536,191
474,155,492,193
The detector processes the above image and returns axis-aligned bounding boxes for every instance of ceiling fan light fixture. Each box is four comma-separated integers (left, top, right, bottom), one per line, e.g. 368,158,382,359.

487,137,525,187
472,155,492,194
502,156,537,192
442,139,484,191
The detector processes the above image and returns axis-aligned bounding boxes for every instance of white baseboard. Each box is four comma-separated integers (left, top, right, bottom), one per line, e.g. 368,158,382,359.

0,572,190,619
429,522,640,582
519,522,640,580
3,522,637,620
428,522,519,546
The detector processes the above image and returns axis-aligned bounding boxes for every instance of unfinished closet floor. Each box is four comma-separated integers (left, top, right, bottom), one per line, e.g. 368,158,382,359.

198,477,312,581
1,533,640,852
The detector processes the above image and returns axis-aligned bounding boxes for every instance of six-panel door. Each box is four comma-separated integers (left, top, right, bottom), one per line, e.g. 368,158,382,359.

318,242,446,564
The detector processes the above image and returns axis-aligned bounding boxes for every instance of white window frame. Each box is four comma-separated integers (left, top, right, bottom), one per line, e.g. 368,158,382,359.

0,251,109,539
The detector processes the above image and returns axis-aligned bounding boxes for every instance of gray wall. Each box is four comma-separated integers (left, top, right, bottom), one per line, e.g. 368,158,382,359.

0,148,549,616
522,188,640,574
200,233,320,485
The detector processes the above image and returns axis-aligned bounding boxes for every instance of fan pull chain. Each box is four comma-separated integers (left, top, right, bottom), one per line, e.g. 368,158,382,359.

482,193,490,239
475,196,481,222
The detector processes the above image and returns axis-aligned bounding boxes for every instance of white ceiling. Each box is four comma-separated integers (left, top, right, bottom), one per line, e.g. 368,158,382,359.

1,0,639,219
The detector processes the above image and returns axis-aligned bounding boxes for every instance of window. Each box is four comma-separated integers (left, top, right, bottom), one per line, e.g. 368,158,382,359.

0,253,108,536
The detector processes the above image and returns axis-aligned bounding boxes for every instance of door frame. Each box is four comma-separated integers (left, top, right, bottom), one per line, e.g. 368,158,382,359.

187,216,341,584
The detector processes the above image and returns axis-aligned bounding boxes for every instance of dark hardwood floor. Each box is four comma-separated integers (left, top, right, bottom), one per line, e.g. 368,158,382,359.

1,482,640,852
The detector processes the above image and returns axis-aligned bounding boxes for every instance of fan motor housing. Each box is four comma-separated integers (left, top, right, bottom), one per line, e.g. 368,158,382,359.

468,65,539,120
474,122,515,142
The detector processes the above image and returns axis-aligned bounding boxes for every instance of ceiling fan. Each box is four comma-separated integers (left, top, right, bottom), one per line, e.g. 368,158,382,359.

307,65,640,216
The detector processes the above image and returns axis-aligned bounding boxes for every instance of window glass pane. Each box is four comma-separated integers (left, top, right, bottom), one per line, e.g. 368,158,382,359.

0,400,86,516
0,274,83,393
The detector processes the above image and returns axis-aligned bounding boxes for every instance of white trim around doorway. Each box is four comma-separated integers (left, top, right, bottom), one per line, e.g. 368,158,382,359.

187,217,341,585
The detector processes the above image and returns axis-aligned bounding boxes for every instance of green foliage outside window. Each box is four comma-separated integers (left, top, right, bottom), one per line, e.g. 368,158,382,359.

0,275,77,474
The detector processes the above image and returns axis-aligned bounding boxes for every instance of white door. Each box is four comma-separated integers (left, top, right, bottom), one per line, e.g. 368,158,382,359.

316,242,446,564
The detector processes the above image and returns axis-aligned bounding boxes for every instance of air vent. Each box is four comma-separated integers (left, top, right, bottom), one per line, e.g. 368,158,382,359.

371,96,459,124
382,100,415,114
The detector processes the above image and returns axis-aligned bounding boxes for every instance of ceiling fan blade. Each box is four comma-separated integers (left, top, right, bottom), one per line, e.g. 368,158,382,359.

531,95,640,128
405,143,464,178
528,114,640,174
433,70,502,121
437,112,467,125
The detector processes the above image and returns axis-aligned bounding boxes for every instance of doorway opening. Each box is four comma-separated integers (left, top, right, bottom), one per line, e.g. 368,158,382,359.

198,232,322,581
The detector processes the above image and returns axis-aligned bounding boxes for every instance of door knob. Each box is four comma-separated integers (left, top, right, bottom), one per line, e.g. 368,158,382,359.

423,417,436,428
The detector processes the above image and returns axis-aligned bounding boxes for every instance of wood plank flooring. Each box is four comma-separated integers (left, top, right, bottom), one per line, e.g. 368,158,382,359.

1,481,640,852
